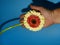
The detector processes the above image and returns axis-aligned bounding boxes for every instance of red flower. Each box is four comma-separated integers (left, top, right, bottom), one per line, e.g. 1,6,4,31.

24,10,45,31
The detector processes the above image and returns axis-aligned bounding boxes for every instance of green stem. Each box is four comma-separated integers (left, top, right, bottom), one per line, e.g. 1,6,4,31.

0,24,22,34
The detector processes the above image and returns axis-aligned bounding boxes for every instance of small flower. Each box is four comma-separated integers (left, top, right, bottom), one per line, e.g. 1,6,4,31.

24,10,45,31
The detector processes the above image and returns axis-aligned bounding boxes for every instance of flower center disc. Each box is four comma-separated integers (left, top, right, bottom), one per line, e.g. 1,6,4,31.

27,15,41,28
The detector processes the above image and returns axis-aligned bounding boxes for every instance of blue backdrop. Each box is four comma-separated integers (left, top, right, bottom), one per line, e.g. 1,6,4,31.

0,0,60,45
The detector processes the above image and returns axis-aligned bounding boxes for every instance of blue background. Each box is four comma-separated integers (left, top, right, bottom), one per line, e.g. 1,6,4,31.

0,0,60,45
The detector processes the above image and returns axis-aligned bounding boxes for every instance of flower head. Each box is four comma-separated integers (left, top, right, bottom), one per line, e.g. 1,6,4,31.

24,10,45,31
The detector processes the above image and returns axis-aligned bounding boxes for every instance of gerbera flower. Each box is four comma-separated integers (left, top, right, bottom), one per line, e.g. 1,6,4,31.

24,10,45,31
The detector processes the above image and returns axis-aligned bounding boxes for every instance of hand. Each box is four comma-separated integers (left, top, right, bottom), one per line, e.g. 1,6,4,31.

20,5,54,28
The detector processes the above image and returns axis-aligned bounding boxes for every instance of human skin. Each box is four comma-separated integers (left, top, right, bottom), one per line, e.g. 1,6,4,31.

20,5,60,28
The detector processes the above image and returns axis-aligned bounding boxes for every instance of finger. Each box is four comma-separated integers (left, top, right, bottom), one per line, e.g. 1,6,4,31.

20,14,26,28
20,14,25,19
30,5,41,11
20,20,25,28
20,20,24,23
30,5,45,12
22,24,25,28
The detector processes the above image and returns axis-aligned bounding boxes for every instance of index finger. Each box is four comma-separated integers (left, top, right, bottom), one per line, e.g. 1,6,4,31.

30,5,45,12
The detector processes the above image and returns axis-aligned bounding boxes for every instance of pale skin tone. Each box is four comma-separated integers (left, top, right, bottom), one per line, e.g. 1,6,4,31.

20,5,60,28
